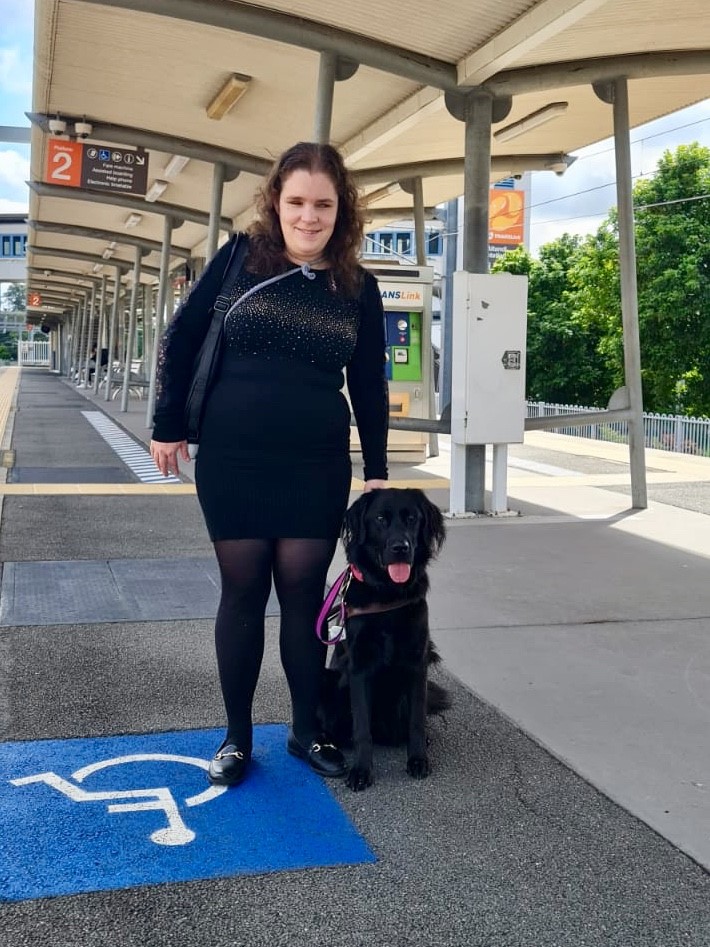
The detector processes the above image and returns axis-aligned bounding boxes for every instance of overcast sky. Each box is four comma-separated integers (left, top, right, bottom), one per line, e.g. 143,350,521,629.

2,0,709,257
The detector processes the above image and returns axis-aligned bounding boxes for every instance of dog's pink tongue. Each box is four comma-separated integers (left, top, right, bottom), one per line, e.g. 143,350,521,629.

387,563,411,583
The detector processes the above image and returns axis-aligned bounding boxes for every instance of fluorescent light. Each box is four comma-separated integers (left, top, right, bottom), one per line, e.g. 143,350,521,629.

102,247,114,259
494,102,568,143
92,263,102,273
363,182,402,206
205,73,251,121
145,180,168,202
124,213,143,228
163,154,190,180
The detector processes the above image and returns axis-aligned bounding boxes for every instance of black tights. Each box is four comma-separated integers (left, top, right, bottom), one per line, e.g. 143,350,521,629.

213,537,336,755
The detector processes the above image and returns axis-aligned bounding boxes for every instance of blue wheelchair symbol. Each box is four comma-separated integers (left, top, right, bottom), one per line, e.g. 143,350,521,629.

99,148,110,161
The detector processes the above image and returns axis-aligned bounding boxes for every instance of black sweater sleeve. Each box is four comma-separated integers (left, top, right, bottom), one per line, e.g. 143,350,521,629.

347,271,389,482
152,235,238,442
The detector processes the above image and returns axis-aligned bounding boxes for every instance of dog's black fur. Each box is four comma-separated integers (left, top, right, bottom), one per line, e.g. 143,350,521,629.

318,488,450,791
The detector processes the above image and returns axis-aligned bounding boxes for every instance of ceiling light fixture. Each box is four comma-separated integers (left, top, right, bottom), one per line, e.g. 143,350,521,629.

102,248,113,259
145,179,168,202
92,263,103,273
124,212,143,228
163,154,190,180
205,73,252,121
493,102,569,143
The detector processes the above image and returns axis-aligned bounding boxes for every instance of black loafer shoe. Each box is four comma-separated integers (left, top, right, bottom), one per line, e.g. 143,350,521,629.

287,731,346,778
207,743,249,786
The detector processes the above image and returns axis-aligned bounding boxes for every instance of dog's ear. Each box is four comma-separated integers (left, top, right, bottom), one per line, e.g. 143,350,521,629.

341,492,374,552
419,494,446,556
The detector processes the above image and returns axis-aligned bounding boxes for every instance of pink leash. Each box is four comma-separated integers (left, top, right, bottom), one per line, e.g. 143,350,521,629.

316,566,359,644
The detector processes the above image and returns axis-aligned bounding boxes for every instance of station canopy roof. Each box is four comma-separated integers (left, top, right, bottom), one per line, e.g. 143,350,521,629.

26,0,710,310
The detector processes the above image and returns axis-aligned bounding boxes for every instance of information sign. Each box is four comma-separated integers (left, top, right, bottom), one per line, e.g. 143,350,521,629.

45,137,148,197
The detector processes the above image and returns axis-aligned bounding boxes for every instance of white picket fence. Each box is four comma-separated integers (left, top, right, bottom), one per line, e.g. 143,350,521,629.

18,341,51,367
526,401,710,457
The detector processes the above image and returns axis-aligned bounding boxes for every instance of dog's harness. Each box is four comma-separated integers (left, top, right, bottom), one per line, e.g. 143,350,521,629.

315,565,420,645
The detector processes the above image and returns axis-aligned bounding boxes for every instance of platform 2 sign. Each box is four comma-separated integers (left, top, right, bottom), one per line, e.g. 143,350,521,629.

45,137,148,197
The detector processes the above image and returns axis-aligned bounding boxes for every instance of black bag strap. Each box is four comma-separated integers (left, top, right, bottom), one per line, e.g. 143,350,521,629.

183,235,249,442
214,233,250,313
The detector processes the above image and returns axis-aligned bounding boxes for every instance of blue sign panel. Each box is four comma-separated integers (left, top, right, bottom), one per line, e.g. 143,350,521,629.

0,725,375,901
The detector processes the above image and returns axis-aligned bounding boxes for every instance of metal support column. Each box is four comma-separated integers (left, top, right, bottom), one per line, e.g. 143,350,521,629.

451,91,493,513
145,215,175,428
410,175,438,458
92,275,107,394
612,77,648,509
74,294,88,383
314,51,337,143
121,246,143,411
205,163,225,262
104,267,122,401
81,282,97,388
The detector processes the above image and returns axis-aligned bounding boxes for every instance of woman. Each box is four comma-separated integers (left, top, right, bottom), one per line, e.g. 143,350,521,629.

150,142,388,787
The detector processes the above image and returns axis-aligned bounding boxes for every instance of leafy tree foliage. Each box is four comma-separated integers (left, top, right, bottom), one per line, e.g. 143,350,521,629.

1,283,26,312
495,143,710,415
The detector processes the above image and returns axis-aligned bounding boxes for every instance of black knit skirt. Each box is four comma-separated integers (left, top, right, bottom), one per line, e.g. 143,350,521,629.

194,356,352,541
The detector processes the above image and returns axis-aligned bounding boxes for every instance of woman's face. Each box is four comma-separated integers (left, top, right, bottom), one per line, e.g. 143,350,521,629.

276,169,339,264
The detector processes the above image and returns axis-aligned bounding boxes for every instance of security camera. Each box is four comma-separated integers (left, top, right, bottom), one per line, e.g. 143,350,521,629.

48,117,67,135
74,121,93,140
512,174,523,181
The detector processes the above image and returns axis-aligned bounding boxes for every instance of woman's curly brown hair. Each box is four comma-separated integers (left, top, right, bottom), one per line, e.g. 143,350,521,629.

247,142,365,297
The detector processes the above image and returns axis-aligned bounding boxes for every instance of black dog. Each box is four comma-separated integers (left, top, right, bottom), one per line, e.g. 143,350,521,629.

319,488,450,791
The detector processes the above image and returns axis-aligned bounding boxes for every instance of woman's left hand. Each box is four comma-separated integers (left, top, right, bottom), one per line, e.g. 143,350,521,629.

363,479,387,493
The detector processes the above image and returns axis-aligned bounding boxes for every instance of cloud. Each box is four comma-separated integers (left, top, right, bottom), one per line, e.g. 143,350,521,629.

0,149,30,191
0,47,33,98
0,197,28,213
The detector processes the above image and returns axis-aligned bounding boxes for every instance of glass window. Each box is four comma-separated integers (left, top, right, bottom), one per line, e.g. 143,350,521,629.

12,235,24,257
426,231,442,255
1,236,10,258
396,232,411,254
378,232,393,252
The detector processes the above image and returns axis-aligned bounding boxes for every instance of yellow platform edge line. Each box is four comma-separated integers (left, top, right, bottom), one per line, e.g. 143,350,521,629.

1,478,452,496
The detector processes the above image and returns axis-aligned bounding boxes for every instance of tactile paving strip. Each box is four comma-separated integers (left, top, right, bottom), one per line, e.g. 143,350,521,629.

0,557,280,626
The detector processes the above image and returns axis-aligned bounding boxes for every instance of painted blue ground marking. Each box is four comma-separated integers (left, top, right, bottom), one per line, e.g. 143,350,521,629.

0,725,376,901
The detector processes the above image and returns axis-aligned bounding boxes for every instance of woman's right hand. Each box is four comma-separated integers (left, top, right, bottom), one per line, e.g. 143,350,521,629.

150,439,190,477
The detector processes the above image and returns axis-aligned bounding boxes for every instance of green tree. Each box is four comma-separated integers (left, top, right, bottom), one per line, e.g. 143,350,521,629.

633,143,710,414
494,235,614,405
1,282,26,312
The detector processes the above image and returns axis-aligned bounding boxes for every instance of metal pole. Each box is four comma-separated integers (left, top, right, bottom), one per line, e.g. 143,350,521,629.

92,275,107,394
612,77,648,509
314,51,337,143
411,175,438,458
121,245,143,411
455,90,493,513
440,198,457,415
104,267,122,401
74,295,88,384
81,282,97,387
205,163,225,262
145,215,175,428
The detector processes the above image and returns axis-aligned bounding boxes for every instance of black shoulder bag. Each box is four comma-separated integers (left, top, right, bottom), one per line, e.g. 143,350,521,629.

184,235,250,452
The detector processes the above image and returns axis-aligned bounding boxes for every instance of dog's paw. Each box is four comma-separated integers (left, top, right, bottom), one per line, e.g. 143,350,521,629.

406,755,430,779
346,766,374,792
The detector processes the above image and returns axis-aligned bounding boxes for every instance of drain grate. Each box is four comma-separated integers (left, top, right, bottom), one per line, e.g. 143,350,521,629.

0,556,280,627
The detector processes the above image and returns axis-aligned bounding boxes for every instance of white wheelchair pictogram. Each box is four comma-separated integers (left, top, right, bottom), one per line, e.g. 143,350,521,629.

10,753,227,846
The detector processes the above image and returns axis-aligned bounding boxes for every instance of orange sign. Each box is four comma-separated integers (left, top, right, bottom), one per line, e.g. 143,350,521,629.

28,292,42,307
45,138,83,188
489,189,525,246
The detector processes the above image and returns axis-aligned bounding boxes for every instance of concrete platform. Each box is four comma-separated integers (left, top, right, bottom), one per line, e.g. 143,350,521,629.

0,365,708,946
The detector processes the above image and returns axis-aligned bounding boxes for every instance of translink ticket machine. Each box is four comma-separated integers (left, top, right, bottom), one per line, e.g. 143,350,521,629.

350,263,434,464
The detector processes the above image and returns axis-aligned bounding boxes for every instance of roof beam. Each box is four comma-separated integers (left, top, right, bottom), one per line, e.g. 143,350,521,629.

27,180,233,231
74,0,458,91
459,0,609,86
483,50,710,97
29,245,161,276
29,220,192,259
353,153,573,186
27,112,270,177
0,125,31,144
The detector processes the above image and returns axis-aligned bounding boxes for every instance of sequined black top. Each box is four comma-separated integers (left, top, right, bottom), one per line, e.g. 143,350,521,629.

153,234,389,481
